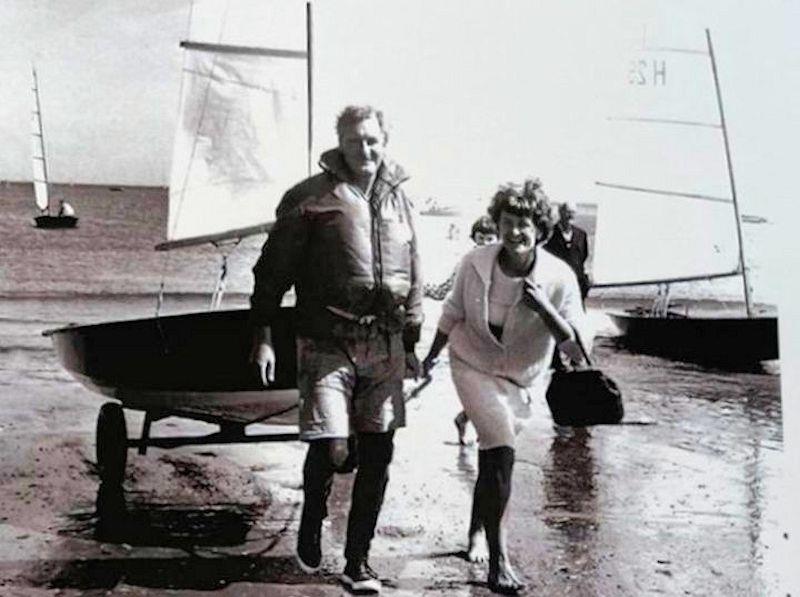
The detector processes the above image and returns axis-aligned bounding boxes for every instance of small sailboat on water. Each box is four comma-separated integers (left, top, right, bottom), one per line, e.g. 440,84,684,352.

591,29,778,367
31,67,78,229
44,0,312,484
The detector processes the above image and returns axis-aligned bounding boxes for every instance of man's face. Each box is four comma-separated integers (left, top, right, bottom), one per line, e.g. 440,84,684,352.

338,116,387,182
559,204,576,225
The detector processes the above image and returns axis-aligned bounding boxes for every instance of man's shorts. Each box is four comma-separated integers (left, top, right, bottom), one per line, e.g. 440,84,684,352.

296,333,406,441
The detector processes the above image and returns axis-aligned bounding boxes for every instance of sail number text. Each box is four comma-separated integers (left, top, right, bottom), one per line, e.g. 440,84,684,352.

628,59,666,86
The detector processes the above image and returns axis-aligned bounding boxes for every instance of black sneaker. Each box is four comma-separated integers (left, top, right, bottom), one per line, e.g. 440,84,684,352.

341,559,381,593
295,527,321,573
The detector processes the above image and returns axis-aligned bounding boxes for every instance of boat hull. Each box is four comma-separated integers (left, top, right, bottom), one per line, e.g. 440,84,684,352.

46,307,299,425
35,215,79,228
607,311,779,365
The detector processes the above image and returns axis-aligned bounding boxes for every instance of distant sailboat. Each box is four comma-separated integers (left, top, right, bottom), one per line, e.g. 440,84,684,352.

31,67,78,229
591,29,778,367
419,197,459,217
45,0,311,483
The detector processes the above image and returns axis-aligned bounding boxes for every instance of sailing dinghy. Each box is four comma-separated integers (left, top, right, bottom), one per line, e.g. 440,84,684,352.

31,67,78,229
592,29,778,367
44,0,312,484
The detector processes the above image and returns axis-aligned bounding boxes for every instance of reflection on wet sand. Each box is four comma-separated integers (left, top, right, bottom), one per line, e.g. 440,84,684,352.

542,427,600,587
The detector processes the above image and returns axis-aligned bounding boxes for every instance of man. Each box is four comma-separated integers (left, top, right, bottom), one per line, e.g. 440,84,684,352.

544,201,591,301
249,105,422,594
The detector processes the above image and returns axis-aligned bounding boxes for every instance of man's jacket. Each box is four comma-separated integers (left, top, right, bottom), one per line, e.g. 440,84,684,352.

250,148,422,346
544,225,590,297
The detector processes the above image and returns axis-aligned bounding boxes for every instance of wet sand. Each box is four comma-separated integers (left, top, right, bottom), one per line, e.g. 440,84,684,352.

0,296,796,595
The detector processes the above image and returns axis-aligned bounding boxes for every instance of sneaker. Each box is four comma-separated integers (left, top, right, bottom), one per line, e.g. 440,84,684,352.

341,559,381,593
295,528,321,573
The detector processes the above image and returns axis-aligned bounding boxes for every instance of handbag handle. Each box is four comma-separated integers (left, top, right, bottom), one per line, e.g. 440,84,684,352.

566,326,593,368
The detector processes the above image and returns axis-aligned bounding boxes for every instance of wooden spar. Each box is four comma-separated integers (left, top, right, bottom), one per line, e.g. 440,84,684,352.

155,221,273,251
706,28,754,317
180,40,307,59
306,1,314,177
595,181,733,205
591,269,742,289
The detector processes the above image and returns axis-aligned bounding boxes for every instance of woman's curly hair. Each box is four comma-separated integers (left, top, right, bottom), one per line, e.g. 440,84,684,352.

487,177,555,244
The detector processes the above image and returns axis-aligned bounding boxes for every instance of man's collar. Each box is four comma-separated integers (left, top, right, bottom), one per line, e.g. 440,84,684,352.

319,148,409,188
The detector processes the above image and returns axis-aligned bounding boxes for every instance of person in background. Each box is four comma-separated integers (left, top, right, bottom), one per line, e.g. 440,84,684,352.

423,215,498,445
249,105,422,595
57,200,75,217
544,201,591,302
422,178,587,594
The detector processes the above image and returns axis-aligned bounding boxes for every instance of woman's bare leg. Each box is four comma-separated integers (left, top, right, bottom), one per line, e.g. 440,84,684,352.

479,446,524,594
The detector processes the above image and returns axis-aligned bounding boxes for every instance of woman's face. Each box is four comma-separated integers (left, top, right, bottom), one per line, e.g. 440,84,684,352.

473,231,498,247
498,210,538,257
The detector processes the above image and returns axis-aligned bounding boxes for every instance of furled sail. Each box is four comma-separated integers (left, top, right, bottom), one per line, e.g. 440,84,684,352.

31,67,49,213
591,31,742,287
164,0,309,249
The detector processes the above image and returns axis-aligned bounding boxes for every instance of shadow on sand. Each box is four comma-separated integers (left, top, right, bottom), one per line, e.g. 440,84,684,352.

23,485,341,592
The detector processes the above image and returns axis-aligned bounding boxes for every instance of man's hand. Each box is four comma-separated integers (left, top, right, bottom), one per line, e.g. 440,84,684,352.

249,326,276,386
405,351,421,380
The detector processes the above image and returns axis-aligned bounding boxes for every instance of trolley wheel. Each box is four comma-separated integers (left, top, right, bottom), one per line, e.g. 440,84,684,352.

96,402,128,485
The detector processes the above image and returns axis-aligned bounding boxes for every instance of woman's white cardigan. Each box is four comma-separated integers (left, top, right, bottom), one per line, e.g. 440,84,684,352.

437,243,590,390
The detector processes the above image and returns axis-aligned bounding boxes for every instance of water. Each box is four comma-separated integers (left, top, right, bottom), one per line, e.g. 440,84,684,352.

0,182,264,298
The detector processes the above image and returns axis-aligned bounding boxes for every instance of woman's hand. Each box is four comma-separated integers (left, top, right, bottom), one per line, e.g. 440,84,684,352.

421,352,439,378
521,279,550,313
421,329,450,379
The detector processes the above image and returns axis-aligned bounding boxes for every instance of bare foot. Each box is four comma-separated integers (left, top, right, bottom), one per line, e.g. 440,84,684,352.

466,532,488,563
488,558,525,594
454,412,469,445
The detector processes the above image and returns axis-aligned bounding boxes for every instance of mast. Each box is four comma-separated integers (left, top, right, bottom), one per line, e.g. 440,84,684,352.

706,28,754,317
31,66,50,214
306,0,314,176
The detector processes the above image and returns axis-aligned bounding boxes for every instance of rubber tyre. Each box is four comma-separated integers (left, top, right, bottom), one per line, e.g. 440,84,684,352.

96,402,128,485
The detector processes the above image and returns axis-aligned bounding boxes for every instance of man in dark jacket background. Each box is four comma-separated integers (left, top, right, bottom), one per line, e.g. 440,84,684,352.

249,105,422,594
544,201,591,302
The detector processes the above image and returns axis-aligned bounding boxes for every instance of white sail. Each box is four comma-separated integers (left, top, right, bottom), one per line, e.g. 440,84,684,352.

166,0,309,246
31,68,49,213
592,34,742,287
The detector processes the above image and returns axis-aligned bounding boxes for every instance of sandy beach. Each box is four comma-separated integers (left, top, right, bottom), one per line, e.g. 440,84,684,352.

0,293,795,596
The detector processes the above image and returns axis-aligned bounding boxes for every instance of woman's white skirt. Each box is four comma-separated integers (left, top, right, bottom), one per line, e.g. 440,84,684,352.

450,354,550,450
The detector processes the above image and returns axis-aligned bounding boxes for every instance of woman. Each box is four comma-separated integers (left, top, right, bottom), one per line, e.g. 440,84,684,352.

422,178,587,594
423,215,499,445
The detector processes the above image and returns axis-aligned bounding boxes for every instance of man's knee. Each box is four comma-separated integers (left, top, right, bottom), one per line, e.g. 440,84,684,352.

329,437,350,469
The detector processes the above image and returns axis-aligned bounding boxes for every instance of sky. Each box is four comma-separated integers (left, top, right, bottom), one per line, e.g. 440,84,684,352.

3,0,800,500
2,1,798,215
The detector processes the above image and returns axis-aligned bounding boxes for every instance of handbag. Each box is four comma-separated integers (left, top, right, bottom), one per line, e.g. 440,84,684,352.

546,338,623,426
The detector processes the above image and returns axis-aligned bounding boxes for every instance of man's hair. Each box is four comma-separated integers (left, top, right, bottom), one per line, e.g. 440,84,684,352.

559,201,577,215
488,177,555,243
336,105,388,141
470,215,498,240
